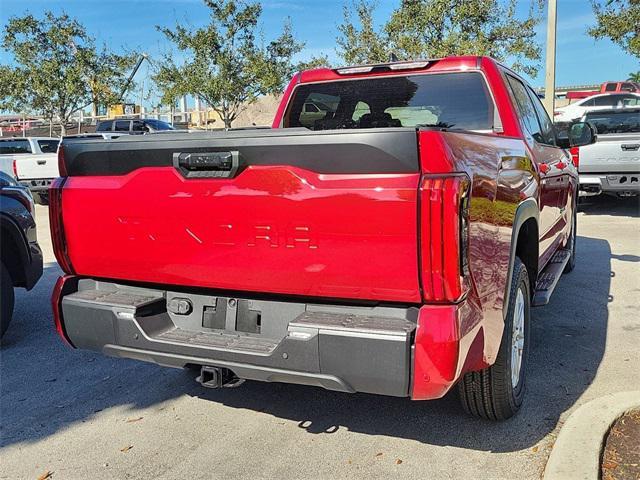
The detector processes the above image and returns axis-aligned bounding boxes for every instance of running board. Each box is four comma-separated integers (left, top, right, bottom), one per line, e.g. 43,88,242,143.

532,249,571,306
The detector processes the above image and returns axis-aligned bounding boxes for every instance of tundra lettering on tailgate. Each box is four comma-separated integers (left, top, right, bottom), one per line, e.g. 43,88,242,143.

117,216,318,248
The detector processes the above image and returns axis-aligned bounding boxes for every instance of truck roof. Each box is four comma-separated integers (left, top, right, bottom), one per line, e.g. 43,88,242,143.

0,137,58,142
298,55,500,84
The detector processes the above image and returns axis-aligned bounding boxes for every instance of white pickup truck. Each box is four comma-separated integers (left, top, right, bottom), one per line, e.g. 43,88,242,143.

576,107,640,197
0,137,59,204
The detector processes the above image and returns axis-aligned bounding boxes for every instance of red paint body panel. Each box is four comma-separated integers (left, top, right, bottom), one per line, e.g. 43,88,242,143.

52,56,580,400
62,166,422,303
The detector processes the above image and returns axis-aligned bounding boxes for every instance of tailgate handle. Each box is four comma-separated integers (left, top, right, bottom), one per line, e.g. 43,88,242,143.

173,151,241,178
37,159,47,165
621,144,640,151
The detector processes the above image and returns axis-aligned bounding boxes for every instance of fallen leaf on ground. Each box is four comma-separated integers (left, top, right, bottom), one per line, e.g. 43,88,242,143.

37,471,53,480
532,446,539,453
602,460,618,470
395,459,403,465
375,452,383,457
120,445,133,452
126,417,143,423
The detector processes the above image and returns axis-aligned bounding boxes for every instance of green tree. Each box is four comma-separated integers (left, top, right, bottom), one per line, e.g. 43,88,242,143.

589,0,640,58
87,49,140,118
337,0,544,77
628,71,640,82
0,12,138,134
337,1,389,64
154,0,319,128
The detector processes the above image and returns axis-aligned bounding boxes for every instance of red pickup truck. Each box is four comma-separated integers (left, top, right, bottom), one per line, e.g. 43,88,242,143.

50,56,595,420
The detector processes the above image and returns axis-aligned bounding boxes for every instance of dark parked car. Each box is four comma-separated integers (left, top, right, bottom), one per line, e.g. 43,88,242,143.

96,118,175,134
1,172,43,337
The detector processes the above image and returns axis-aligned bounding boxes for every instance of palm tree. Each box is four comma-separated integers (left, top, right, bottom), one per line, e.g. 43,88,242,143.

628,71,640,82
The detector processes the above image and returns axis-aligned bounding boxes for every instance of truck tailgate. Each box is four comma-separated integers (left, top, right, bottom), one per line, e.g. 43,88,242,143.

580,134,640,173
15,153,59,179
59,129,422,303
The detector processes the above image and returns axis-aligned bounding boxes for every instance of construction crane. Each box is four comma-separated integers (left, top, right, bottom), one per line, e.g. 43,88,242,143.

108,53,149,117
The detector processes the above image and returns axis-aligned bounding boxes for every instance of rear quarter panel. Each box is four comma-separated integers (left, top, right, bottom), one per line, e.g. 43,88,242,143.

419,129,536,366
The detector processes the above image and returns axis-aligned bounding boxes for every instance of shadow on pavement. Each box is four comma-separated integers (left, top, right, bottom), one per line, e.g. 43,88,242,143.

0,232,612,453
185,235,612,453
579,195,640,218
0,264,188,449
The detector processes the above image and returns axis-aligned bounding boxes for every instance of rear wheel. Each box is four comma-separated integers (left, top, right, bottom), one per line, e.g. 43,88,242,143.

34,191,49,206
1,262,15,338
458,257,530,420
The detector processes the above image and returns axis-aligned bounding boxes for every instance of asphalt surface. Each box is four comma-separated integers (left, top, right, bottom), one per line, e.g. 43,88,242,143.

1,197,639,480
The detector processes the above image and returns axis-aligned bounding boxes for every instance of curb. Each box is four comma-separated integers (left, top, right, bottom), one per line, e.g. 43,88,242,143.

543,391,640,480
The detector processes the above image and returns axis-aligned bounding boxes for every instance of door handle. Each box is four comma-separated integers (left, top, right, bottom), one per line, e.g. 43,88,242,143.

621,144,640,151
37,159,47,165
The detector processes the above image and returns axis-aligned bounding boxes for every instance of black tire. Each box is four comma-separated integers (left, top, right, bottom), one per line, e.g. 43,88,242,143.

458,257,530,420
1,262,15,338
563,207,576,273
34,192,49,206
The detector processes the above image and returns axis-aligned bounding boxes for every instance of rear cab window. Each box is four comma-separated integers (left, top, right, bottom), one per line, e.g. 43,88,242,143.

0,139,32,154
584,110,640,134
283,72,495,131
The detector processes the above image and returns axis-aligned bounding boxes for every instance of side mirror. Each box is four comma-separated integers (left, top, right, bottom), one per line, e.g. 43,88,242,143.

568,121,597,147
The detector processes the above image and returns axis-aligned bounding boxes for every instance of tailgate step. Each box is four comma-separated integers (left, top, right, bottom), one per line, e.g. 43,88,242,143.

154,327,279,355
532,249,571,306
66,288,164,309
290,311,415,337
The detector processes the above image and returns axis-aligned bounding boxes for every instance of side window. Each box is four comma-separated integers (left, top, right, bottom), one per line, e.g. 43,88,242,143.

621,83,634,92
621,95,640,106
526,87,556,146
114,120,131,132
304,103,319,113
593,95,617,107
132,120,148,132
96,120,113,132
37,140,59,153
604,83,617,92
581,98,596,106
352,101,370,121
506,75,543,143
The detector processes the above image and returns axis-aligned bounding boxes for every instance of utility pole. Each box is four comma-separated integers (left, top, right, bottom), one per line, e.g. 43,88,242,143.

543,0,557,115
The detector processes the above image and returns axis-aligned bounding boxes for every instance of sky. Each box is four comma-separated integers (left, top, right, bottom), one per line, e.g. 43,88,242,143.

1,0,638,104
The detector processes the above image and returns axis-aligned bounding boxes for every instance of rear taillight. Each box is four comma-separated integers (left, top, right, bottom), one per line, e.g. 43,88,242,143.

570,146,579,168
12,159,17,178
57,143,67,177
419,174,471,303
49,177,75,274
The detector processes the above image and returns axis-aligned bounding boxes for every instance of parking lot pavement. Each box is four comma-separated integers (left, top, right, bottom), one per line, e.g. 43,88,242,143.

1,199,639,480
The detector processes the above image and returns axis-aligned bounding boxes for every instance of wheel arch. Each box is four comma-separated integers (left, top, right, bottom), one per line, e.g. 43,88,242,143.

503,199,539,320
0,214,30,288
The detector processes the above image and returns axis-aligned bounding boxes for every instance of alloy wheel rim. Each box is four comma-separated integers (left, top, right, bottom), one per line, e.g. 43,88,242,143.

511,288,526,388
